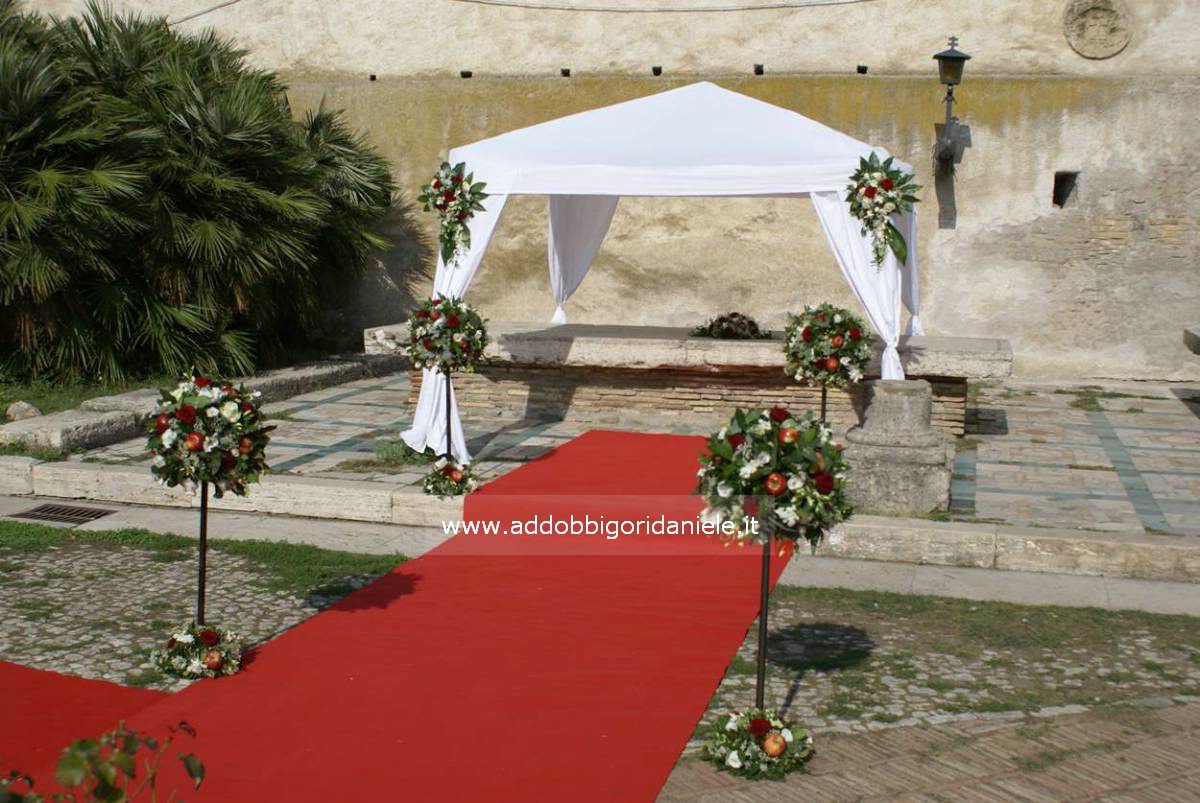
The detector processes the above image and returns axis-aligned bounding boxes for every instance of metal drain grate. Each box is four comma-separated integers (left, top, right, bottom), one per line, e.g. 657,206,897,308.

11,503,116,525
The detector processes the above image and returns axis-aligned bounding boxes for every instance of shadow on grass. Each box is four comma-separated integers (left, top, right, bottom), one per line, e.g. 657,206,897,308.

766,622,875,714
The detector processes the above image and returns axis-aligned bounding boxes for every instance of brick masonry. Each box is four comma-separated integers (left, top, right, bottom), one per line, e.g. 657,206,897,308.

413,365,968,435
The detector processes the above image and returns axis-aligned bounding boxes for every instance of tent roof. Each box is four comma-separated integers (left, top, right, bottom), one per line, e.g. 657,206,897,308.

449,82,908,197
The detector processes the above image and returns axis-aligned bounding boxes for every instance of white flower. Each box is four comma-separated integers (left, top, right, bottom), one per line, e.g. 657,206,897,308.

777,506,799,527
152,455,166,468
725,750,743,769
787,474,806,490
188,660,204,675
782,728,794,743
751,419,770,436
738,464,757,480
162,429,177,448
175,633,194,644
725,715,740,731
833,314,843,324
220,401,239,421
171,655,186,669
717,482,733,499
205,406,219,418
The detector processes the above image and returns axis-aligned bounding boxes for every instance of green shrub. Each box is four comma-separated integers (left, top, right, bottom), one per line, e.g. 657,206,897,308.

0,0,395,381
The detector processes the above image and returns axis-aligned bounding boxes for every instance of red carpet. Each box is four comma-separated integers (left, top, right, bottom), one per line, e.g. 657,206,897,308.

33,431,789,801
0,661,167,774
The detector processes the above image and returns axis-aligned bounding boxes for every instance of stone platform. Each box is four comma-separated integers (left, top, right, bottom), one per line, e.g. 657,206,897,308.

365,322,1013,436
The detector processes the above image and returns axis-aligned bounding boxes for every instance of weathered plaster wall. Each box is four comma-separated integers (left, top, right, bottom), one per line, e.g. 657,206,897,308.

29,0,1200,380
279,75,1200,380
33,0,1200,77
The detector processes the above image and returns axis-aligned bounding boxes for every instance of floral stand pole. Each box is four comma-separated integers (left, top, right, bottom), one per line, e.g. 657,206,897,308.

754,532,771,708
444,368,453,459
197,481,209,624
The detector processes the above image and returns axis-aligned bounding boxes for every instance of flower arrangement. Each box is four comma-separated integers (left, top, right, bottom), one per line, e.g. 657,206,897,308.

846,152,921,269
418,161,488,265
696,406,851,552
406,295,489,373
703,709,814,781
422,457,477,499
691,311,771,340
153,621,243,679
147,374,273,497
783,303,873,389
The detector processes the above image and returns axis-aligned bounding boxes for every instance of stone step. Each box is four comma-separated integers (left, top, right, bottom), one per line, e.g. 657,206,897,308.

2,455,1197,583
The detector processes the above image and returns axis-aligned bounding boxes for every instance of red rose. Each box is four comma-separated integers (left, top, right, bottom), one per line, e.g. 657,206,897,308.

864,186,877,199
831,335,845,348
198,628,219,647
813,473,835,494
416,308,429,319
849,327,862,341
722,326,734,337
823,356,840,372
451,174,463,184
166,637,177,650
880,178,894,191
456,211,468,222
220,451,236,471
221,385,237,396
185,431,205,452
176,404,196,424
764,472,787,496
442,190,455,203
432,179,442,190
155,413,172,434
442,464,457,477
240,401,254,413
422,338,433,350
801,326,812,342
432,298,442,306
727,433,745,449
238,436,253,455
446,314,460,329
749,718,772,738
769,407,790,423
194,376,212,388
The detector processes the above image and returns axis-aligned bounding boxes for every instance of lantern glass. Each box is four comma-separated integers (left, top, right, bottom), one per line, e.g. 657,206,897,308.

938,57,965,86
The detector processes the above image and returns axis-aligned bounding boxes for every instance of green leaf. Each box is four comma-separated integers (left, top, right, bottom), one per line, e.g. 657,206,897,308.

54,755,87,788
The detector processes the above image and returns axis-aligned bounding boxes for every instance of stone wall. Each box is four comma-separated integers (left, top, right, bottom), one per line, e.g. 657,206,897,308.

32,0,1200,381
419,366,968,434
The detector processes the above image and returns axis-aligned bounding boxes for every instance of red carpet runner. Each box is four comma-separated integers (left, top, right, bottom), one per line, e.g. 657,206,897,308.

33,432,789,801
0,662,167,773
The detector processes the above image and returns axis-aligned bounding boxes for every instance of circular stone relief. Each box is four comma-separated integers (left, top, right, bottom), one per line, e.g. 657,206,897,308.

1063,0,1132,59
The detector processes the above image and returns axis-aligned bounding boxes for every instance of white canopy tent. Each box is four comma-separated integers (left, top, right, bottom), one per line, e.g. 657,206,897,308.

402,82,922,462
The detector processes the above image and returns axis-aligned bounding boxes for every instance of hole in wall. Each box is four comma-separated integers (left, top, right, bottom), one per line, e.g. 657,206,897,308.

1053,171,1079,208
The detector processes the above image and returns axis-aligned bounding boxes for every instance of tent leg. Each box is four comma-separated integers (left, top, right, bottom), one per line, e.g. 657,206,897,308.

444,368,452,460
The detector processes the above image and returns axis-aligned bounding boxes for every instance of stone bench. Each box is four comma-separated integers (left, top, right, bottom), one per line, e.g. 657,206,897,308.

364,322,1012,435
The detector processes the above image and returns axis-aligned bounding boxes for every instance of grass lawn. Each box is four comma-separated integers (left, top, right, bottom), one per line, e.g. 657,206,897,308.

0,374,176,422
704,584,1200,731
0,520,405,598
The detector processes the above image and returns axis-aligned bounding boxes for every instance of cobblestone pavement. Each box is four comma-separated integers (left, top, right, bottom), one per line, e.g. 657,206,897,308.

957,382,1200,536
698,587,1200,739
0,541,372,692
661,698,1200,801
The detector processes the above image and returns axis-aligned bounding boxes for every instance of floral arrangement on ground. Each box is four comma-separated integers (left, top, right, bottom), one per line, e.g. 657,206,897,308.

423,457,478,498
696,406,851,551
153,621,243,679
406,295,489,372
704,708,814,780
846,152,920,269
418,161,488,265
691,311,770,340
147,374,273,497
783,303,872,389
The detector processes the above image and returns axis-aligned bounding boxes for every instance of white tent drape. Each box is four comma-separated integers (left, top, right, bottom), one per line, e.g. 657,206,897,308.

400,83,923,464
810,192,904,381
401,195,509,462
548,195,619,324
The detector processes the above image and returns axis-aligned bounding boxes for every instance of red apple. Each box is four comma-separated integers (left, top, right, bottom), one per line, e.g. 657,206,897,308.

154,413,172,434
762,732,787,757
779,427,799,444
202,649,224,671
184,431,205,452
823,356,840,372
831,335,845,348
450,469,465,483
237,436,253,455
813,473,835,494
764,472,787,496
